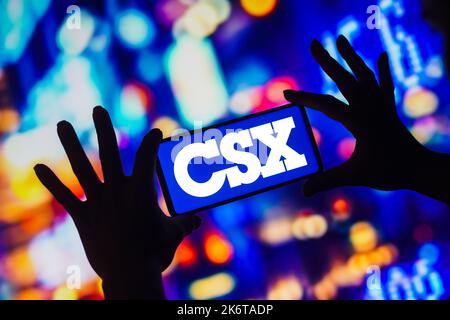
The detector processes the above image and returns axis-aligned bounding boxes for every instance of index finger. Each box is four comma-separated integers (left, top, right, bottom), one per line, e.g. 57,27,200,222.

310,39,358,102
336,35,378,88
93,106,124,184
132,128,163,202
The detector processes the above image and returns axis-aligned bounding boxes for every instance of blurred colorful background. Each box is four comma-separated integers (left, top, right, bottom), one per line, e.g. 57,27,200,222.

0,0,449,300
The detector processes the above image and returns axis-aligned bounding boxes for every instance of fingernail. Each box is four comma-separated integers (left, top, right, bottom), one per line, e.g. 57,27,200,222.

57,120,69,129
283,89,297,100
152,128,163,139
33,164,45,175
310,39,322,51
93,106,106,117
337,34,346,43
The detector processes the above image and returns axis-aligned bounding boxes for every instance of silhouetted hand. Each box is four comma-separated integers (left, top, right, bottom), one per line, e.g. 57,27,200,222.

284,35,450,204
34,106,201,299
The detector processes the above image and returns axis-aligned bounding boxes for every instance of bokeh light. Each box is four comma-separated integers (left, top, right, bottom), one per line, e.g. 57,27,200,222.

350,222,378,253
337,137,356,160
189,272,236,299
173,0,231,38
240,0,278,17
267,276,303,300
259,217,293,245
265,76,298,104
152,116,180,138
403,86,439,118
57,9,95,55
331,197,352,221
292,212,328,240
204,232,234,265
418,243,439,264
0,107,20,133
116,9,156,49
176,239,197,267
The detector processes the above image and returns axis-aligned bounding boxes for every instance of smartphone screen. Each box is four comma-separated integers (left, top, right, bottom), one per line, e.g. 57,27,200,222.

157,104,322,215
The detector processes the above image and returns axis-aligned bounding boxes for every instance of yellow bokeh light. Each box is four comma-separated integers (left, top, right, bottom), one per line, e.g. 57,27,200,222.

313,277,337,300
11,168,49,202
347,253,371,272
291,217,307,240
53,286,78,300
240,0,277,17
15,288,46,300
403,86,438,118
267,276,303,300
19,202,53,235
4,247,37,287
152,116,180,138
376,244,398,265
303,215,328,239
0,108,20,133
329,263,361,287
174,0,231,38
349,221,378,253
97,278,104,298
259,217,293,244
189,272,235,300
292,214,328,240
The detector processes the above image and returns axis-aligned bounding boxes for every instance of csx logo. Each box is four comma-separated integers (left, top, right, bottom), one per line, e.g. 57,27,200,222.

173,117,307,197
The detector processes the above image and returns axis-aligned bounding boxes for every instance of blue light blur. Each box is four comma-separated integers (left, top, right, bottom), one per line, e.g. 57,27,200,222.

116,9,156,49
365,243,446,300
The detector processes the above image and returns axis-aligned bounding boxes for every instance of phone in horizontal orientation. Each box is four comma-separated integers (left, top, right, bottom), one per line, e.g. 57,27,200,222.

156,104,323,215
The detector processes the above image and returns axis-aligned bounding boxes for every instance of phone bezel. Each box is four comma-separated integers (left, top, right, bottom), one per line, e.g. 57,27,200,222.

156,104,323,215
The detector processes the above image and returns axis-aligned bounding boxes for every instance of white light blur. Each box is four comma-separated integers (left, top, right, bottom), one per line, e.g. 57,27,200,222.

165,35,228,127
57,10,96,55
173,0,231,38
3,125,65,169
28,215,97,289
25,56,103,133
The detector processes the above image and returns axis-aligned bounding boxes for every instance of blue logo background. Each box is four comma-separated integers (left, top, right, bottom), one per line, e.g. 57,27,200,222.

157,105,321,214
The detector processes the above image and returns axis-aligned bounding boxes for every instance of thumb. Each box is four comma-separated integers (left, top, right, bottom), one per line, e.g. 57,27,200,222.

171,215,202,238
303,163,354,196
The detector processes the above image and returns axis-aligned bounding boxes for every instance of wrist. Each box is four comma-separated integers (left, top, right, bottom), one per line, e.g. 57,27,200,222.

101,261,165,300
408,148,450,204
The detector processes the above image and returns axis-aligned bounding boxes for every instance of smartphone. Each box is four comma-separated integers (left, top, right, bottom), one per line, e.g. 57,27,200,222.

157,104,322,215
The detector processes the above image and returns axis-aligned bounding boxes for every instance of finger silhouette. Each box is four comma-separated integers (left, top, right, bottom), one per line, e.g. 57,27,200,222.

303,162,355,196
310,39,358,101
34,164,81,212
132,128,163,202
171,215,202,238
57,121,100,198
377,52,394,94
284,90,351,125
336,35,378,87
93,106,124,184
